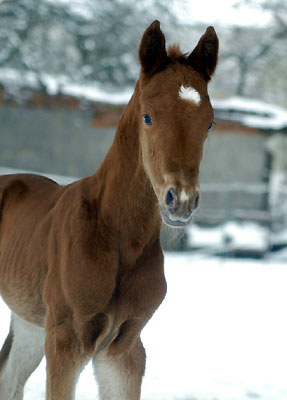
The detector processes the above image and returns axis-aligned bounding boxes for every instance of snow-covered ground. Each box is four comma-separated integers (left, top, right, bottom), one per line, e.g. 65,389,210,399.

188,221,269,252
1,253,287,400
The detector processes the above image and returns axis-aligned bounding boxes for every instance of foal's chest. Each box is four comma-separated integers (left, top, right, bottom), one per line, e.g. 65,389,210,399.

99,246,167,355
113,241,166,323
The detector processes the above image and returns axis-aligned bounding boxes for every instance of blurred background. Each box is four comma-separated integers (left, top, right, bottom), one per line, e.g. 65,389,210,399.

0,0,286,399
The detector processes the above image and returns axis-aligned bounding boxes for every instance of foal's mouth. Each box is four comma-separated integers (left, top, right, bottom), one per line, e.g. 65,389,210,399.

158,186,200,228
159,207,194,228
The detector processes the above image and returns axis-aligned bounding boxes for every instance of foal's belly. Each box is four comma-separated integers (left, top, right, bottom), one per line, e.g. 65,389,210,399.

0,265,47,327
1,292,46,328
0,230,48,327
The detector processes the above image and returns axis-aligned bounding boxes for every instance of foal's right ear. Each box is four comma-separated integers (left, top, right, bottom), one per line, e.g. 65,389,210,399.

139,20,168,76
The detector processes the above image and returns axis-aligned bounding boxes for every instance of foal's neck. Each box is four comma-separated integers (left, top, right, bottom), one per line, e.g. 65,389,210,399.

90,82,161,256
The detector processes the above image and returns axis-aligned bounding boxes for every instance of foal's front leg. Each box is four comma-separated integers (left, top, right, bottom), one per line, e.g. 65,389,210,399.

45,307,110,400
93,338,146,400
45,312,91,400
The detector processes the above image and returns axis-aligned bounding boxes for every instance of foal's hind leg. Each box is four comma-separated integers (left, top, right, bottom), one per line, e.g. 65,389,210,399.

0,313,45,400
93,338,146,400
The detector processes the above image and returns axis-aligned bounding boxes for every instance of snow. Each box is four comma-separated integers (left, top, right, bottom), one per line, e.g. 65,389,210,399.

212,97,287,130
0,67,133,105
188,221,269,252
1,254,287,400
63,82,133,105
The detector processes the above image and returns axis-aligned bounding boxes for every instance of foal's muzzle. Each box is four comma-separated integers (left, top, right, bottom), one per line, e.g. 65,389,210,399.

160,186,200,228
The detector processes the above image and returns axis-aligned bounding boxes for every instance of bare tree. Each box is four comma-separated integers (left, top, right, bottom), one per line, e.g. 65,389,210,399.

228,0,287,96
0,0,177,92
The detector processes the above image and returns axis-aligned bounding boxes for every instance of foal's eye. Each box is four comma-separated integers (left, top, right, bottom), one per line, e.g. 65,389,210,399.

143,114,153,126
208,122,213,131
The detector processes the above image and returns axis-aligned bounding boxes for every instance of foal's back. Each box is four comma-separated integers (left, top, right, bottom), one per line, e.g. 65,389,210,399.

0,174,63,325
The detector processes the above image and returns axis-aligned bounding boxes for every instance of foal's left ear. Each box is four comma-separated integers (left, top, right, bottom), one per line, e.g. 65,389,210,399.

187,27,219,82
139,20,168,76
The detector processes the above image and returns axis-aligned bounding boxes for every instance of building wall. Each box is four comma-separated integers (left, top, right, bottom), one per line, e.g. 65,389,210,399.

200,131,265,184
0,105,115,178
198,130,267,223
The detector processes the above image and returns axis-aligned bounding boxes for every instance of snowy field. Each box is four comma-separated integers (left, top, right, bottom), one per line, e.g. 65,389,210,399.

1,252,287,400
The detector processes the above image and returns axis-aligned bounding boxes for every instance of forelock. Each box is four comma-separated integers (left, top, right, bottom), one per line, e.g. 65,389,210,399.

167,45,188,64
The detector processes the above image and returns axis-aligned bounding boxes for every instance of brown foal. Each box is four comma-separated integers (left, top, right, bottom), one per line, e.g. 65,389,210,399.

0,21,218,400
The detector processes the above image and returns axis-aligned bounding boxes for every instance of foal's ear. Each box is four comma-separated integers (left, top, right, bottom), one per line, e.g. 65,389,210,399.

187,26,219,82
139,20,168,76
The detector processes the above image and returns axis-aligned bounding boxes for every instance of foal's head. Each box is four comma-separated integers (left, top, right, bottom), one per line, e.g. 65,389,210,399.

138,21,218,227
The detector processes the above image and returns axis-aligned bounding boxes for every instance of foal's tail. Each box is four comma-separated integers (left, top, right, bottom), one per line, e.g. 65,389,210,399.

0,186,5,223
0,187,4,223
0,317,13,376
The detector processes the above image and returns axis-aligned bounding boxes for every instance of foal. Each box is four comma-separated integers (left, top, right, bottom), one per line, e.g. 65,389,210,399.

0,21,218,400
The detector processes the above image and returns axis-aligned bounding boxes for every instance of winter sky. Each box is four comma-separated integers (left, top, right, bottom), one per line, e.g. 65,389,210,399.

49,0,273,27
174,0,272,27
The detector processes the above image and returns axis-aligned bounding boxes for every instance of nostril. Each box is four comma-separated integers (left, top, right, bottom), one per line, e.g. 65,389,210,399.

166,188,176,208
193,191,200,210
